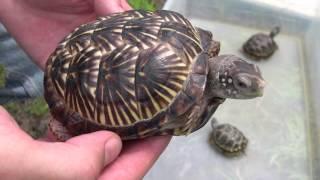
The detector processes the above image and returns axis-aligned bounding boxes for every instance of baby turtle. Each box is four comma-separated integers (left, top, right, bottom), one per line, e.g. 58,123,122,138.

209,118,248,156
44,10,266,141
242,26,280,60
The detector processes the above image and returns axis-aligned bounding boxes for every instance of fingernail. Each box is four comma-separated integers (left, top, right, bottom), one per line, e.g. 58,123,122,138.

104,136,122,165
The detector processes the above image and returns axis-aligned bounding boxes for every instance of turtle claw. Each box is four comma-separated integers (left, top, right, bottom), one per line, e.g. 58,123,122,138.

49,119,72,141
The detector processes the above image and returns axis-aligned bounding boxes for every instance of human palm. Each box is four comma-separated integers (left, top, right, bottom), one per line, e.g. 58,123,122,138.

1,0,131,68
0,0,171,179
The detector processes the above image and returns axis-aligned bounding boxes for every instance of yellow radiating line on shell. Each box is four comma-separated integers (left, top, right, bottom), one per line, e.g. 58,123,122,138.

157,83,177,100
130,99,138,112
89,87,96,100
185,46,201,61
137,127,154,137
154,88,172,104
176,15,186,25
169,14,178,23
69,85,77,112
138,72,145,77
161,27,201,48
115,91,139,123
140,31,158,40
164,63,187,68
109,90,124,126
184,49,194,65
92,51,102,59
127,32,149,49
175,75,188,82
157,47,174,58
72,49,86,64
113,45,130,60
54,79,65,98
122,83,135,97
144,105,152,118
84,87,96,118
75,43,84,52
97,35,116,52
95,85,105,124
114,107,124,126
137,102,143,119
77,86,93,120
167,80,183,89
76,89,84,115
62,60,70,69
143,86,161,112
119,107,132,125
106,102,116,126
99,110,106,125
112,56,136,69
69,30,94,42
165,69,189,75
112,29,122,33
127,67,135,74
85,46,97,55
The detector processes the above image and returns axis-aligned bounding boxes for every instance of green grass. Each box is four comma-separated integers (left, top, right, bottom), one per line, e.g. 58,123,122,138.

24,97,49,118
128,0,157,11
4,97,49,138
4,97,49,119
0,64,5,88
4,101,20,115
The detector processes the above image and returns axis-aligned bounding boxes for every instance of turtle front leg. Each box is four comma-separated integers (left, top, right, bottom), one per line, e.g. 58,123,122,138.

191,98,225,132
170,102,207,136
161,98,224,136
49,118,72,141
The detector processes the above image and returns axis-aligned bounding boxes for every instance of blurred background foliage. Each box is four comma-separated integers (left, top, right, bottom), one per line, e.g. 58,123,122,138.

128,0,157,11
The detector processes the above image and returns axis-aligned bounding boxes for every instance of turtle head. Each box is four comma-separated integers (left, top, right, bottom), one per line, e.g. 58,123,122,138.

207,55,266,99
270,26,280,38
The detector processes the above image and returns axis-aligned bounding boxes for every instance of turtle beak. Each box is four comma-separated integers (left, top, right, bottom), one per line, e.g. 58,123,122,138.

256,79,266,97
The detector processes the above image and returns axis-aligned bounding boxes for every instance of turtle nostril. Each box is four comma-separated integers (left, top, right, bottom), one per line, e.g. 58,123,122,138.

258,80,266,89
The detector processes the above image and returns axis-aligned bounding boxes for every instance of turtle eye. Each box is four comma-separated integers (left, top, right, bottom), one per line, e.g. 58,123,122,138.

235,75,252,90
237,81,247,88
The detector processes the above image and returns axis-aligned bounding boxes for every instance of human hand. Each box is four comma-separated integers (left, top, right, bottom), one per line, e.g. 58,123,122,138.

0,107,170,179
0,0,171,179
0,0,131,69
0,106,122,179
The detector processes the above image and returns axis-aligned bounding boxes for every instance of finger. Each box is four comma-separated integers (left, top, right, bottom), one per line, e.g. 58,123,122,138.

99,136,171,180
22,131,122,180
67,131,122,165
120,0,133,10
94,0,126,16
0,106,20,129
0,106,38,179
0,105,122,179
0,106,31,139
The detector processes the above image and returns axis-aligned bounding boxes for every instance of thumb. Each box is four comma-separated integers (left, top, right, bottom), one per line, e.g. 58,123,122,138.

94,0,132,16
0,106,123,180
0,106,122,180
31,131,122,180
67,131,122,165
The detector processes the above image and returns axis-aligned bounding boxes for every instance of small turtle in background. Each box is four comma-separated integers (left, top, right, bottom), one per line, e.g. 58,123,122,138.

242,26,280,60
209,118,248,156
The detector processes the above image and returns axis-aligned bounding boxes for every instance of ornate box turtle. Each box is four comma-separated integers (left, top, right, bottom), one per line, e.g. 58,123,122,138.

44,10,266,141
242,26,280,60
209,118,248,156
